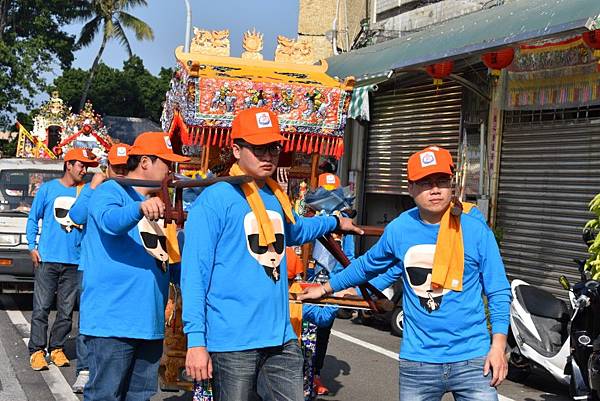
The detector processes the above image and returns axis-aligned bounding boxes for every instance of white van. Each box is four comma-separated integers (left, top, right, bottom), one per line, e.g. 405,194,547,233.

0,158,66,283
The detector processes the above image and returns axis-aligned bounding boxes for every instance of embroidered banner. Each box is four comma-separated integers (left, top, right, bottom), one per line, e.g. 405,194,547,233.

504,34,600,110
193,77,349,134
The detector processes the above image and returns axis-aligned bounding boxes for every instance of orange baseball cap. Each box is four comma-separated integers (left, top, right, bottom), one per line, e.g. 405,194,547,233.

231,108,286,145
107,144,130,166
129,132,190,162
64,148,99,167
318,173,341,191
407,146,454,181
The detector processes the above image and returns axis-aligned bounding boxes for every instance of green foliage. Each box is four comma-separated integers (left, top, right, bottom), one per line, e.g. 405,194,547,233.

76,0,154,108
0,0,89,122
52,56,172,123
585,193,600,279
0,134,18,157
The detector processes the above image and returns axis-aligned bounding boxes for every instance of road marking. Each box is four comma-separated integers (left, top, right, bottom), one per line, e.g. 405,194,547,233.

0,326,28,400
331,329,400,360
331,329,517,401
1,296,78,401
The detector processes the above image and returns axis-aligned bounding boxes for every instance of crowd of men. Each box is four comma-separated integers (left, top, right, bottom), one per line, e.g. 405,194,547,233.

26,107,511,401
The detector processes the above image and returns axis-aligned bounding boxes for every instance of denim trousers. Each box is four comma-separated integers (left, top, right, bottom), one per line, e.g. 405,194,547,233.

211,340,304,401
399,357,498,401
76,270,89,373
28,262,79,354
83,336,163,401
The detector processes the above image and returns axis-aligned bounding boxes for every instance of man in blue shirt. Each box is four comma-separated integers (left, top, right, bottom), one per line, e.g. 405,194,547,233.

26,148,99,371
68,143,130,394
79,132,188,401
182,108,362,401
300,145,511,401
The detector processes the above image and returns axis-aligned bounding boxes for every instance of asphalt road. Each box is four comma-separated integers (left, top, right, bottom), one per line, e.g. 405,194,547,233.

0,291,572,401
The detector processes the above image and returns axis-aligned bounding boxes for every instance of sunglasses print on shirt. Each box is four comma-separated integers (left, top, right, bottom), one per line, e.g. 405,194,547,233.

247,233,285,255
137,217,169,271
243,210,286,283
403,244,451,313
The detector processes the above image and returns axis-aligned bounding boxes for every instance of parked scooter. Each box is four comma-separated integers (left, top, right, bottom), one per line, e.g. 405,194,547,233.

507,259,600,400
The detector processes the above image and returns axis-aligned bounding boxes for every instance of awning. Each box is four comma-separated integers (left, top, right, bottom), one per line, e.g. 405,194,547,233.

326,0,600,83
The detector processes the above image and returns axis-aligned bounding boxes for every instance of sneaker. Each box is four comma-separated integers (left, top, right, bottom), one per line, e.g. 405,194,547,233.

314,376,329,395
50,348,70,367
30,350,49,371
72,370,89,394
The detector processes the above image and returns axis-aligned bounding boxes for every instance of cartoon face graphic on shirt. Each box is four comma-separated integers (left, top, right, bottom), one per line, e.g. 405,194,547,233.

53,196,79,233
137,217,168,270
244,210,285,282
404,244,450,313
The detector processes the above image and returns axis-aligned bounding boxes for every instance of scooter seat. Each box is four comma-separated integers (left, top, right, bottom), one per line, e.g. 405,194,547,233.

515,284,569,321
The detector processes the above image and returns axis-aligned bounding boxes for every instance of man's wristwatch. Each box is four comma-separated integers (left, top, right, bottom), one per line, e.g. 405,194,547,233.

333,215,341,231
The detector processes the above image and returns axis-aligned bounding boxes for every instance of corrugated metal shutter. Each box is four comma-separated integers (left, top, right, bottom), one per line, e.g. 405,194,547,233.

497,109,600,298
366,81,463,195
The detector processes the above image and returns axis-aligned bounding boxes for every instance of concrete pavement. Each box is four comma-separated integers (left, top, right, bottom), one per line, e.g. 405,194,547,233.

0,293,572,401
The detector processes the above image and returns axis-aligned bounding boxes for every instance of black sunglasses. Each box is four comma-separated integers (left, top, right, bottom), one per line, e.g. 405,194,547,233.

247,234,285,255
239,143,283,157
140,232,167,250
55,208,69,218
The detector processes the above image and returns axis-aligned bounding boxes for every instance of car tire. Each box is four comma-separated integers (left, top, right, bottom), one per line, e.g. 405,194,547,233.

390,308,404,337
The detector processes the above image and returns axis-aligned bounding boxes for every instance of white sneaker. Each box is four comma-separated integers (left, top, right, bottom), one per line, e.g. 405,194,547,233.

72,370,89,394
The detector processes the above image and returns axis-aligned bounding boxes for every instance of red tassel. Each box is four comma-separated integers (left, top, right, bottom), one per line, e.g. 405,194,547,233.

290,134,296,152
218,129,224,147
206,130,212,147
226,129,231,146
198,128,205,146
296,135,302,152
324,137,331,156
189,128,195,145
302,135,308,153
336,138,344,158
212,128,218,146
307,135,313,154
283,134,290,152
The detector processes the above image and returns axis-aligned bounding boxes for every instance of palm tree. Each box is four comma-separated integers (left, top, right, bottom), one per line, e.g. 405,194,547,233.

77,0,154,111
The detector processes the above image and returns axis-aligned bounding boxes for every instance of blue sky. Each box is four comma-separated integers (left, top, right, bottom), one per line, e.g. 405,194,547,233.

62,0,300,76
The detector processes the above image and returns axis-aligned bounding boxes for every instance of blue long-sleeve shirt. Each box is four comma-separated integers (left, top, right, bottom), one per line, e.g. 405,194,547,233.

79,180,171,339
329,207,511,363
26,179,83,265
303,304,338,327
69,184,94,271
369,206,488,291
181,182,338,352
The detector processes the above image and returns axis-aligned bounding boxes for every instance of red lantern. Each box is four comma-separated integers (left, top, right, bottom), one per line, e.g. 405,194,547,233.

583,31,600,56
583,30,600,72
425,60,454,86
481,48,515,77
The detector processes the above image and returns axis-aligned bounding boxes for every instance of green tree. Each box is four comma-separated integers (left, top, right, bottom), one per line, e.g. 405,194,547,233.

0,0,88,126
52,56,172,123
76,0,154,111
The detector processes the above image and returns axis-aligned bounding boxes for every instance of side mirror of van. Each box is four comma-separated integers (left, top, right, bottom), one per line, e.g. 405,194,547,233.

559,275,571,291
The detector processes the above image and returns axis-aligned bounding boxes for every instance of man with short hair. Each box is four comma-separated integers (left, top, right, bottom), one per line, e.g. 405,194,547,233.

79,133,188,400
300,145,512,401
68,143,130,393
181,108,362,401
26,148,99,371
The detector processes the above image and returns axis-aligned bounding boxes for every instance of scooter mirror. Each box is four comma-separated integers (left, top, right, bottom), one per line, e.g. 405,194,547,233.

559,275,570,291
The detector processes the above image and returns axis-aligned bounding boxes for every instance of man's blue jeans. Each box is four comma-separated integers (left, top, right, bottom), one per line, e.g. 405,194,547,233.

399,357,498,401
28,262,79,354
76,270,89,373
211,340,304,401
83,336,162,401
